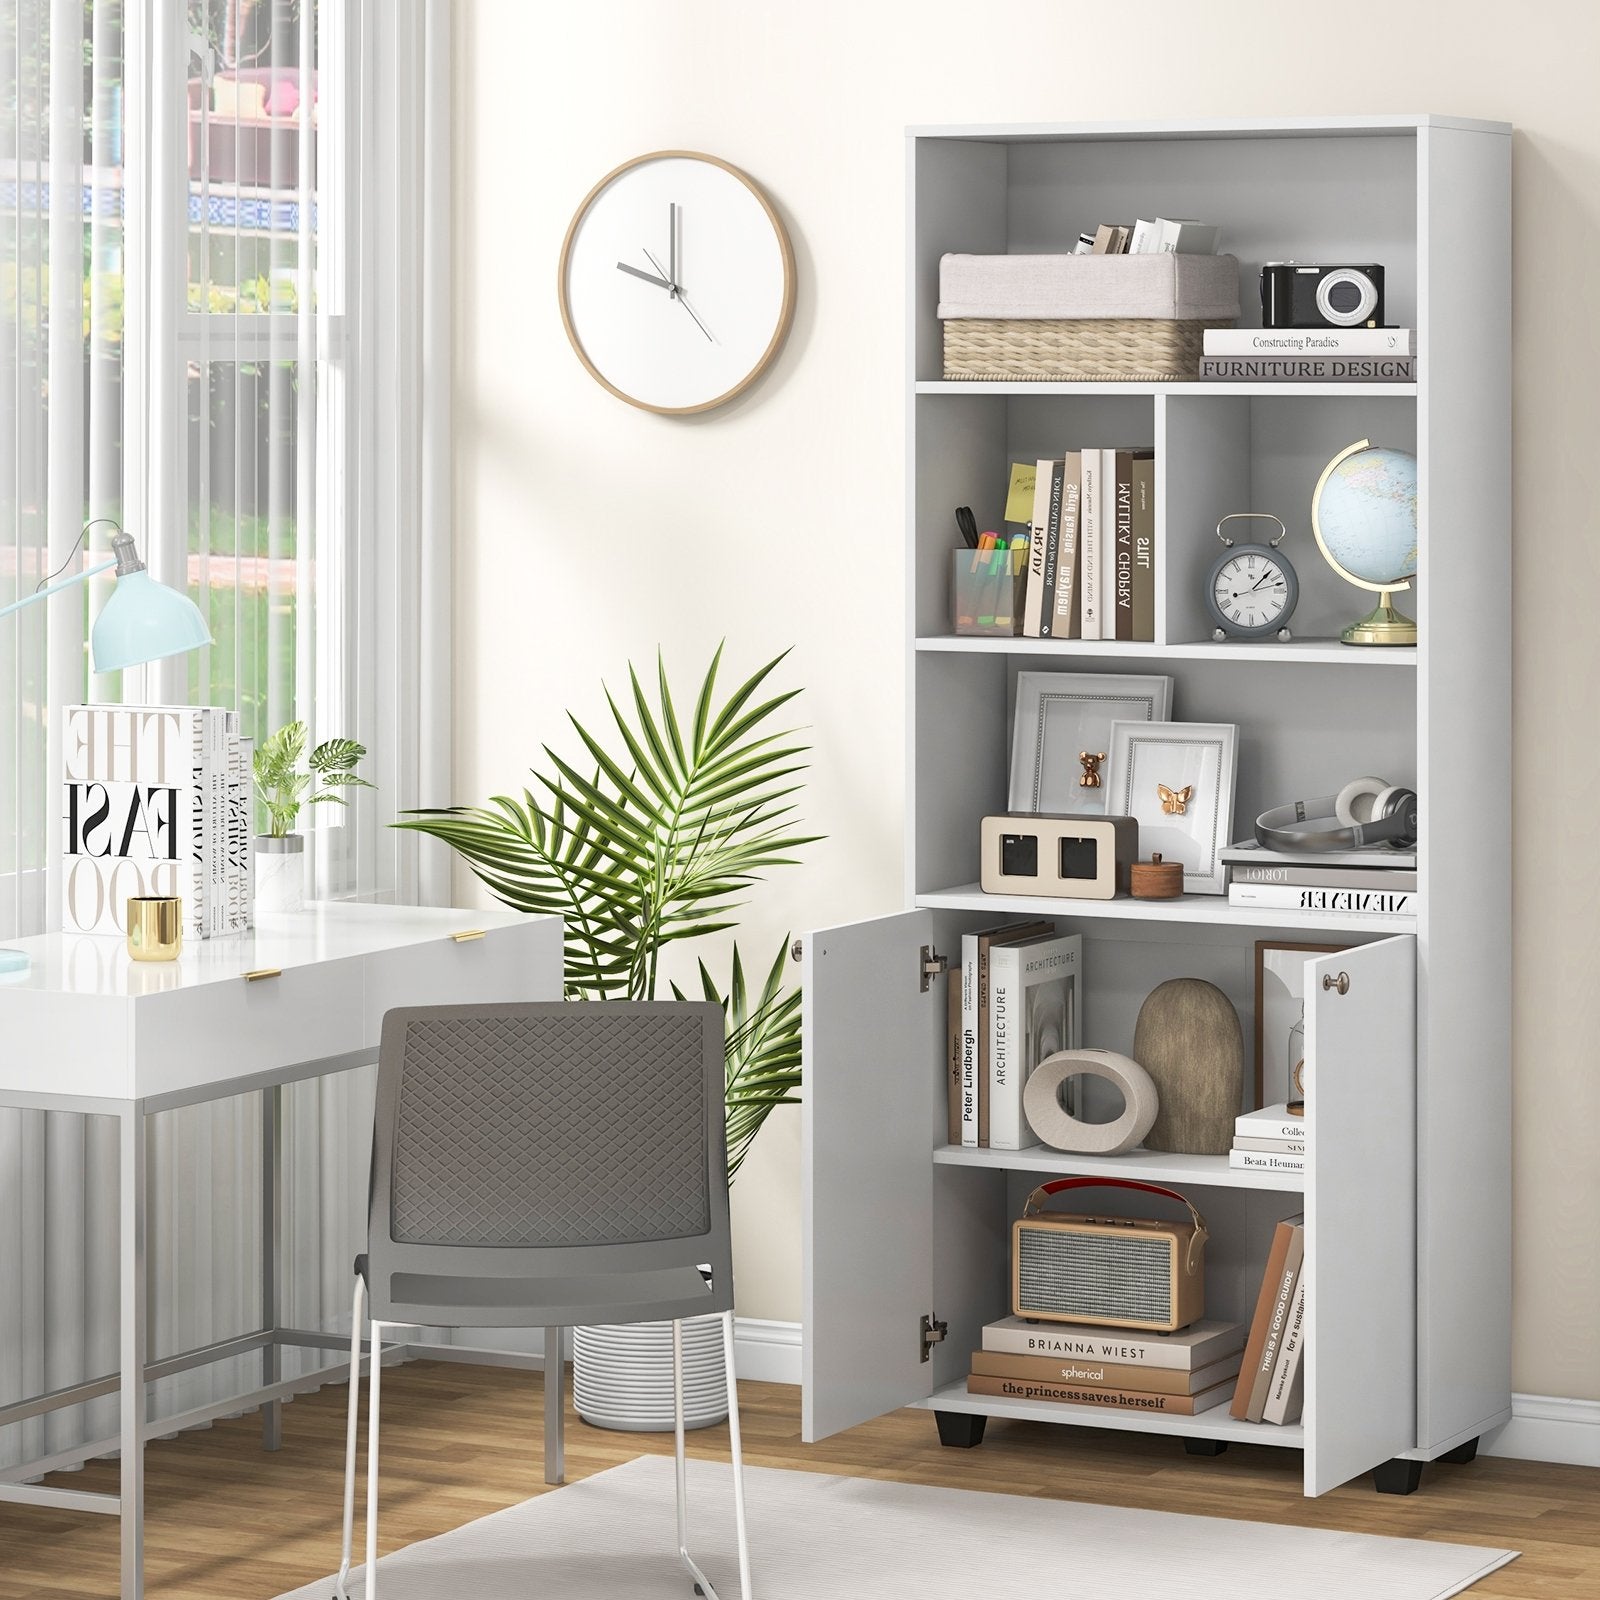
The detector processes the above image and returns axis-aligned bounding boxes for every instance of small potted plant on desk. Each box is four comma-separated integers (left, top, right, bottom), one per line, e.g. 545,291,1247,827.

397,645,813,1430
253,722,374,913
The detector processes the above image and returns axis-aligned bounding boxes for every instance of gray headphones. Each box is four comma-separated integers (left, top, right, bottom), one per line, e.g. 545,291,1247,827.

1254,775,1418,852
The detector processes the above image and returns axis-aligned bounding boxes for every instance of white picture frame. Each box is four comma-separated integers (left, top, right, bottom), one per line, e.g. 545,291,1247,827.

1103,720,1238,895
1008,672,1174,817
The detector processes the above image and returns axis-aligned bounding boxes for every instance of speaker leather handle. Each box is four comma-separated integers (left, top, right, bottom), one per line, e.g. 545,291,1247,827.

1023,1176,1208,1272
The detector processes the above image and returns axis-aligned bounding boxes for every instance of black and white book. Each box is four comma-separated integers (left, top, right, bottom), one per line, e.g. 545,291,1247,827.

1228,883,1417,916
1235,1134,1306,1155
1204,327,1416,357
1079,449,1102,640
1199,355,1415,382
62,704,212,938
1229,860,1417,891
1236,1104,1307,1142
1229,1149,1306,1173
988,932,1082,1150
1222,839,1416,871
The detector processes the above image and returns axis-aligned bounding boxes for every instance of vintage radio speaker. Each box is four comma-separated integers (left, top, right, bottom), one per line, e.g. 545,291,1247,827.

1011,1176,1208,1333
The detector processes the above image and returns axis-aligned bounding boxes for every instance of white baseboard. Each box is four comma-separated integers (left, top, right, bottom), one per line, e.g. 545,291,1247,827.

1483,1393,1600,1468
729,1317,802,1385
410,1318,804,1386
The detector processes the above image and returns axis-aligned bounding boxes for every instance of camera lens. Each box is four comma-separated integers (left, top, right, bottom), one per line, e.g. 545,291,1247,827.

1315,268,1378,327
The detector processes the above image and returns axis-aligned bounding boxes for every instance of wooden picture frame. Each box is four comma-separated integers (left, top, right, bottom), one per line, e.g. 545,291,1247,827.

1253,939,1351,1108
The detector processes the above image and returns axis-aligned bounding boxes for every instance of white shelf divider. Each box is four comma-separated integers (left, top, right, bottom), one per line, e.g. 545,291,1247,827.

933,1143,1304,1193
917,884,1417,937
916,635,1417,666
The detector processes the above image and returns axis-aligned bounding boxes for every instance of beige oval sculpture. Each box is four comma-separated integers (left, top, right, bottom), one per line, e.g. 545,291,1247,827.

1022,1049,1159,1156
1132,977,1243,1155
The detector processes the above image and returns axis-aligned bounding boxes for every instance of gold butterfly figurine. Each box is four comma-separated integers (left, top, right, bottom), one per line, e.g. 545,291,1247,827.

1157,783,1193,815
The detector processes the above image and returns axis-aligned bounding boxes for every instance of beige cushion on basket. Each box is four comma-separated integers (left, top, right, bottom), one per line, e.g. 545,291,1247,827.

938,252,1241,322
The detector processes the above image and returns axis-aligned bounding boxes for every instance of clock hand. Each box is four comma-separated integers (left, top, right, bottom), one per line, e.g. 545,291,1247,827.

669,202,678,292
642,247,714,342
642,248,676,298
617,260,673,290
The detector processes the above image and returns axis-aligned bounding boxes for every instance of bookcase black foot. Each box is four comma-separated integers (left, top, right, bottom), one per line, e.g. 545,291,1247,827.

1373,1457,1425,1495
1438,1436,1480,1465
934,1411,988,1448
1182,1438,1229,1457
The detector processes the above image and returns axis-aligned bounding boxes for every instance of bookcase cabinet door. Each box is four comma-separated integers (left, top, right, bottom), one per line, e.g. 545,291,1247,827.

1304,934,1417,1495
802,909,951,1441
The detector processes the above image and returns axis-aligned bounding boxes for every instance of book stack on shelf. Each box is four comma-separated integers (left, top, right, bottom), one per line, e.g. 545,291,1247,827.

1023,449,1157,642
969,1314,1246,1417
1231,1214,1308,1426
1199,325,1417,384
61,703,254,941
948,923,1081,1151
1231,1104,1306,1176
1224,840,1418,918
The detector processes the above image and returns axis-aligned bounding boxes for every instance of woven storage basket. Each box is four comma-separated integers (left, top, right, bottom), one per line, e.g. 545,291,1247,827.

943,317,1230,382
938,253,1240,382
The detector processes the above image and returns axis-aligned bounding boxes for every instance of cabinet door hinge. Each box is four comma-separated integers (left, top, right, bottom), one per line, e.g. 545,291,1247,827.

920,1312,947,1362
920,946,949,993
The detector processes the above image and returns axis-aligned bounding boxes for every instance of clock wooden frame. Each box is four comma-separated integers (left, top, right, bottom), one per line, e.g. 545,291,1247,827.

557,149,797,416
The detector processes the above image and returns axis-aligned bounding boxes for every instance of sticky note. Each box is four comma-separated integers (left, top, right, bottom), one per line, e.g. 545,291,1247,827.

1004,462,1037,525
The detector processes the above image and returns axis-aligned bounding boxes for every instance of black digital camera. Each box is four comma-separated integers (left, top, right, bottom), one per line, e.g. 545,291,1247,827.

1260,262,1386,328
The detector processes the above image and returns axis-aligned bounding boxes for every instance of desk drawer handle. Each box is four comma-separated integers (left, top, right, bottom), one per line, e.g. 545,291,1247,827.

451,929,486,943
244,968,282,982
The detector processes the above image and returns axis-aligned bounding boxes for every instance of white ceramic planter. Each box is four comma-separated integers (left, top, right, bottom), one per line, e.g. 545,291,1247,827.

572,1316,728,1432
253,834,305,914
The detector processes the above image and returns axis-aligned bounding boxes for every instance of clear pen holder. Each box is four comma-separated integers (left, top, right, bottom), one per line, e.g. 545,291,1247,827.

951,548,1026,637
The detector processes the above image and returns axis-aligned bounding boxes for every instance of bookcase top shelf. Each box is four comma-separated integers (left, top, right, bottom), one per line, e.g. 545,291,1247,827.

933,1143,1303,1193
918,884,1417,937
908,114,1510,142
915,637,1418,667
915,381,1419,399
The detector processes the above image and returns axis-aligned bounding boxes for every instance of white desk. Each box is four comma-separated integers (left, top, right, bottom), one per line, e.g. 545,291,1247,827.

0,903,561,1599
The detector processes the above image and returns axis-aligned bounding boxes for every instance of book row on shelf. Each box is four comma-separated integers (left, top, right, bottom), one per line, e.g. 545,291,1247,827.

953,448,1156,641
966,1217,1306,1426
61,703,253,941
1199,325,1416,384
1222,839,1417,917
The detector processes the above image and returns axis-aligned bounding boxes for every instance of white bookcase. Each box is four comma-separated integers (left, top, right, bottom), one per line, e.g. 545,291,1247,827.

801,116,1511,1498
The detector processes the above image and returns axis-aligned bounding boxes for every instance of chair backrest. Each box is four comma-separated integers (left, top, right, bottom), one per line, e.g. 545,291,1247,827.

363,1000,732,1327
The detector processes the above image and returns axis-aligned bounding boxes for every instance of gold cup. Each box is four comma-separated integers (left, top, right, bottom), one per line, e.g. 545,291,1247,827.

127,897,183,962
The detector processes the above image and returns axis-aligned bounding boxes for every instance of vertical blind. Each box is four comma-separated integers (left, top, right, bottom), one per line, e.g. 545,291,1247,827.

0,0,452,1476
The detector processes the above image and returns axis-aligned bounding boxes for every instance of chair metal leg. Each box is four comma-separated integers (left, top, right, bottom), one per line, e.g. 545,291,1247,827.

365,1319,385,1599
722,1309,753,1600
543,1325,564,1485
673,1314,749,1600
333,1276,366,1600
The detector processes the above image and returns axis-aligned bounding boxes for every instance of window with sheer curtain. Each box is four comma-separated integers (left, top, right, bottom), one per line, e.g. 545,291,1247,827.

0,0,450,1473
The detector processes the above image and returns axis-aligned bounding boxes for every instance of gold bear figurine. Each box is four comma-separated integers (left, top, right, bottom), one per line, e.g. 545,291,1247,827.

1078,751,1105,789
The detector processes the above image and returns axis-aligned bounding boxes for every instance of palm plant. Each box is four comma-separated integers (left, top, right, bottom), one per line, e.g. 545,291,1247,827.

395,645,815,1177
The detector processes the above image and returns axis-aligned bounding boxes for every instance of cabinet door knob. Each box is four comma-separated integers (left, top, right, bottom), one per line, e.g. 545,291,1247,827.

1322,970,1351,995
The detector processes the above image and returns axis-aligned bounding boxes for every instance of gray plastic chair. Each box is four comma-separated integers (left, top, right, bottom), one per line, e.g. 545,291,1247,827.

332,1000,751,1600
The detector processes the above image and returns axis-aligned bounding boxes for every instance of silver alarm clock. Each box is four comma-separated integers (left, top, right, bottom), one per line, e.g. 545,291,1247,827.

1204,513,1299,641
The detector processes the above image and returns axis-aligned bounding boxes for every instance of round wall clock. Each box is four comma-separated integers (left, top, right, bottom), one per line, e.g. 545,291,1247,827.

558,150,796,415
1204,512,1300,641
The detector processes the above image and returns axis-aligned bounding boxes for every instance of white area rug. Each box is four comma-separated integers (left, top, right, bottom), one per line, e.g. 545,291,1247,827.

278,1455,1517,1600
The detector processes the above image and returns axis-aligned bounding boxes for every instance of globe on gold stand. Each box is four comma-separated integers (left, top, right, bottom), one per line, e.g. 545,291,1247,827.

1311,438,1420,646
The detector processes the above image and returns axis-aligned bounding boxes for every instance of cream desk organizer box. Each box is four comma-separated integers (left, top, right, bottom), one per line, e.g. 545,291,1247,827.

938,251,1240,381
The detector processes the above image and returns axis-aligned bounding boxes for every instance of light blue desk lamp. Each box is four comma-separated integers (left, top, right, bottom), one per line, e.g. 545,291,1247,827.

0,519,213,974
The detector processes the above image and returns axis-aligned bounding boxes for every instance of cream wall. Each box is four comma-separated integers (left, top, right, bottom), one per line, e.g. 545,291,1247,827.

453,0,1599,1400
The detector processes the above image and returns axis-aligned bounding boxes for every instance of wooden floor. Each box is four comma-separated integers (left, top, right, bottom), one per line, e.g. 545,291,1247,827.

3,1361,1597,1598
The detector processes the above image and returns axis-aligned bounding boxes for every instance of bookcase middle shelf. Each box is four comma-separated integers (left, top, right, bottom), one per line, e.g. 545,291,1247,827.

933,1143,1304,1193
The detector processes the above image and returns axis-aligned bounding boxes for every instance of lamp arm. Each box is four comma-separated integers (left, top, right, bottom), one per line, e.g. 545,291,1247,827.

0,557,118,623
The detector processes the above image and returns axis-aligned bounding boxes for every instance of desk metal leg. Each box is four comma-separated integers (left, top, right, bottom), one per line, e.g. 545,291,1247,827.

119,1105,148,1600
544,1327,564,1485
261,1085,283,1451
